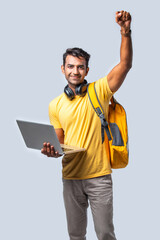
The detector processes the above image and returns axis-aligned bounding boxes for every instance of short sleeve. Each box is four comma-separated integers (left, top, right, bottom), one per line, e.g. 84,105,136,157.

49,101,62,129
95,75,114,101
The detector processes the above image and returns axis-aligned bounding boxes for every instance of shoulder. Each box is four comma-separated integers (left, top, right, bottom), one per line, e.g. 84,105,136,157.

49,93,66,108
94,75,114,100
49,93,66,128
49,93,67,117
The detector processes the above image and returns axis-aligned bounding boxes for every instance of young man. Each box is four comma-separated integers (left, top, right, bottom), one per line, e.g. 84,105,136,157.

41,10,132,240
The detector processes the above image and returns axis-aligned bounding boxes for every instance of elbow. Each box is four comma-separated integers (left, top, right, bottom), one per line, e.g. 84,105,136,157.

121,61,132,72
127,63,132,71
128,62,132,69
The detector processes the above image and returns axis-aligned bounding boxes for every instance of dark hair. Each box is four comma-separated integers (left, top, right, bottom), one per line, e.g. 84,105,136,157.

63,47,90,68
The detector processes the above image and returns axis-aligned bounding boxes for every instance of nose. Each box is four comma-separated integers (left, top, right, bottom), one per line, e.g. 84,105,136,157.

73,67,79,75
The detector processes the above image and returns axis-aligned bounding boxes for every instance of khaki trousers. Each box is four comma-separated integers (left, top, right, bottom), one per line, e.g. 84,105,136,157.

63,174,117,240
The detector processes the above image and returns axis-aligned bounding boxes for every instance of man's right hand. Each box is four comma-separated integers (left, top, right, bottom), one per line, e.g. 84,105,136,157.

41,142,62,158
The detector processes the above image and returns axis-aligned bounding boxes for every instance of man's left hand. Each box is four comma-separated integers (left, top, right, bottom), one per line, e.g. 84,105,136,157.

115,10,131,32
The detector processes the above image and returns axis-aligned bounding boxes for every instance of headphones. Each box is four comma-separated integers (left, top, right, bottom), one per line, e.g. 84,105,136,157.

64,79,88,100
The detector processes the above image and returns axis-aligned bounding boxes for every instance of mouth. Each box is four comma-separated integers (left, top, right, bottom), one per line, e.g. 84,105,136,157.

70,75,81,79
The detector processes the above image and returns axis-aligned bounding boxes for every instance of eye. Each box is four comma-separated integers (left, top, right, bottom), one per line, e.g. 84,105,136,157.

78,66,85,70
68,65,74,69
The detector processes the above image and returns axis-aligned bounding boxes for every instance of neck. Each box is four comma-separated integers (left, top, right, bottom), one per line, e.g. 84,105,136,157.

68,83,76,94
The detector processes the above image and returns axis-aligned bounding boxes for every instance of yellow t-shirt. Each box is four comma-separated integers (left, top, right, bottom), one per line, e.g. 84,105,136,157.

49,75,113,179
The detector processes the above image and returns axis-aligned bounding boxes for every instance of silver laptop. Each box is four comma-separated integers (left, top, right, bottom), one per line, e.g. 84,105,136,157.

16,120,85,155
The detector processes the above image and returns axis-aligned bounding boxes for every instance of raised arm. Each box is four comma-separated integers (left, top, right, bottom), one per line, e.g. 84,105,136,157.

107,10,133,92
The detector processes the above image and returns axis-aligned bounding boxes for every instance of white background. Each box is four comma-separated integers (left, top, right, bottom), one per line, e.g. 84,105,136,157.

1,0,160,239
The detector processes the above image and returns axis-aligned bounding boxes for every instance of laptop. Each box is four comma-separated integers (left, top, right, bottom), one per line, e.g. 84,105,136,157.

16,120,86,155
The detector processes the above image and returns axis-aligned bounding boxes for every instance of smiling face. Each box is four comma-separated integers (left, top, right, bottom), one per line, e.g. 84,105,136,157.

61,55,89,92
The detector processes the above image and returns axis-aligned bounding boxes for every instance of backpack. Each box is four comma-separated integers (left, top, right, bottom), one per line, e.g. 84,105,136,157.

87,82,129,169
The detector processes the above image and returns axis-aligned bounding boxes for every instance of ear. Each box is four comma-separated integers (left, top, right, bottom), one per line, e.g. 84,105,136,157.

61,65,65,74
85,67,89,76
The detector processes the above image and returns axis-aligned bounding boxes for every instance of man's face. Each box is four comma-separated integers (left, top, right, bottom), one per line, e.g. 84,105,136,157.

61,55,89,88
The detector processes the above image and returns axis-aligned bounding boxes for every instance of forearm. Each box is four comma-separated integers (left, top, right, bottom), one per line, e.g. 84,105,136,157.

107,10,133,92
120,27,133,69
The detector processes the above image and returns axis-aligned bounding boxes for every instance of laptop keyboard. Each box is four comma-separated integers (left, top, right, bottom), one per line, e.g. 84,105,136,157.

61,147,73,152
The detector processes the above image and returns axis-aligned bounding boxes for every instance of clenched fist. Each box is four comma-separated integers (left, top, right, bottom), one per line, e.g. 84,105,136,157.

116,10,131,34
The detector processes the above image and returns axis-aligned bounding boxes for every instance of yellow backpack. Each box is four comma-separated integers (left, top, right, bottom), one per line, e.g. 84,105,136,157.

87,82,129,169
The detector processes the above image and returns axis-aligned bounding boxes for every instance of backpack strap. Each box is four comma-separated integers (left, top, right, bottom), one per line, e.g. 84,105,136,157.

87,82,112,143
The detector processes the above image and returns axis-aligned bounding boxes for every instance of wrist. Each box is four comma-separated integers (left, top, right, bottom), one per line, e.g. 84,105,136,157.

120,27,131,37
